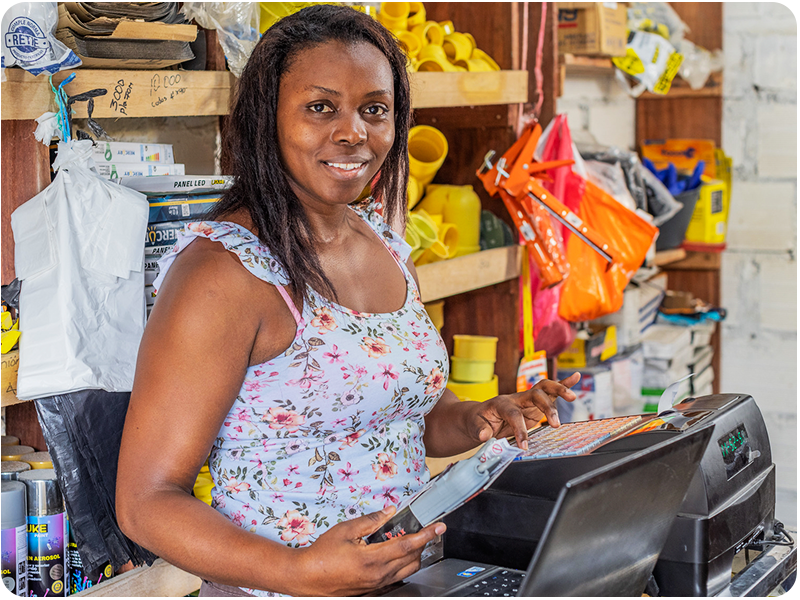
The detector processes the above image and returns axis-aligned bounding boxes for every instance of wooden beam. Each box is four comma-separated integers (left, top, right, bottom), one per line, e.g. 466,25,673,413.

410,71,528,109
73,559,200,597
417,246,521,302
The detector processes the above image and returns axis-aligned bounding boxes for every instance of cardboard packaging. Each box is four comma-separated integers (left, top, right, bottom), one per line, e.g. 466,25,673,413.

2,349,19,405
558,324,617,369
558,2,628,57
556,366,614,422
93,142,174,164
683,178,728,246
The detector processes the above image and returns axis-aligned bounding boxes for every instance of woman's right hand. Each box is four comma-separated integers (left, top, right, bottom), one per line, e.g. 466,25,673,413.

293,506,445,596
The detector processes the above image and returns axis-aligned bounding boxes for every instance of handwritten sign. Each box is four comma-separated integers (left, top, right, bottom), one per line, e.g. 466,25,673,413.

110,78,134,115
150,72,187,108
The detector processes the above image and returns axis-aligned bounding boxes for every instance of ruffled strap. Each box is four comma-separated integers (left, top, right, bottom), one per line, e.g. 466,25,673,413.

153,221,291,292
351,202,412,264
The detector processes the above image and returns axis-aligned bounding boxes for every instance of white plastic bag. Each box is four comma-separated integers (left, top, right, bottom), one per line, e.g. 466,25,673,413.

11,140,149,400
181,2,260,77
1,2,81,76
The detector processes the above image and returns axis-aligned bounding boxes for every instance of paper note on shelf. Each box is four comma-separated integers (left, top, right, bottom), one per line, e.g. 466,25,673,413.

365,438,522,544
657,373,695,416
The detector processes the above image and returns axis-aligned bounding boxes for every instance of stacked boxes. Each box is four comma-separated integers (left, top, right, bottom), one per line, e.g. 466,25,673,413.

640,324,694,411
91,141,185,180
118,175,233,318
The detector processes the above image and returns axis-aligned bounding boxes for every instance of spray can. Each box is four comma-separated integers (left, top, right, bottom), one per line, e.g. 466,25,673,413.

1,462,31,482
66,518,113,593
18,470,68,597
2,481,28,596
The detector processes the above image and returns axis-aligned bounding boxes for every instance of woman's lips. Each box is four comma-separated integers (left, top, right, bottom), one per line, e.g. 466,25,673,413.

322,160,368,180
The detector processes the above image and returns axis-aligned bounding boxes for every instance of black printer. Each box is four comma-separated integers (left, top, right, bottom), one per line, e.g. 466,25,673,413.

442,394,787,596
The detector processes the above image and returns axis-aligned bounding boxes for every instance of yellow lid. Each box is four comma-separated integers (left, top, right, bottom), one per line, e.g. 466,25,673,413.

21,452,53,470
1,436,19,446
1,445,35,461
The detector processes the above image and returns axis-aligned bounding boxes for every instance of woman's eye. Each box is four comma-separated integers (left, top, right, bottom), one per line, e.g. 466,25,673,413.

366,105,389,116
310,103,333,113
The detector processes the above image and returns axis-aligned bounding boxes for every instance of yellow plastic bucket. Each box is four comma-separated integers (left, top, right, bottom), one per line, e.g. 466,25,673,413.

453,334,498,361
447,374,499,402
450,356,496,383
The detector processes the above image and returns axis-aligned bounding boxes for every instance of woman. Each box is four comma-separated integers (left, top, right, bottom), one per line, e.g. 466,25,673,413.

116,5,578,596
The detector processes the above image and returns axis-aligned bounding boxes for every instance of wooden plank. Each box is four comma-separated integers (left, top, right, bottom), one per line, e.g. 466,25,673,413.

669,2,723,50
640,72,723,99
667,251,722,270
653,248,687,267
561,53,615,75
410,71,528,109
4,400,46,452
1,120,51,284
418,246,521,303
414,104,517,129
636,96,722,148
74,559,200,597
1,69,235,120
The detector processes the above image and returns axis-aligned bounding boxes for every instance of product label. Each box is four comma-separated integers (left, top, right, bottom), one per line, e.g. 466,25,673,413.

68,530,113,593
27,514,67,597
4,17,48,63
2,525,28,596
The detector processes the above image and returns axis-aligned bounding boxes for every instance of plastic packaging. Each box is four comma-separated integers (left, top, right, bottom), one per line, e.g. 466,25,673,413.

181,3,260,78
578,145,649,213
640,166,683,227
583,160,638,213
1,2,81,76
11,140,149,401
676,38,724,90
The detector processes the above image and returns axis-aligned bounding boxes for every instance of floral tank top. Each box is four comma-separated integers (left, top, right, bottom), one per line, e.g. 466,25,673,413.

153,203,449,596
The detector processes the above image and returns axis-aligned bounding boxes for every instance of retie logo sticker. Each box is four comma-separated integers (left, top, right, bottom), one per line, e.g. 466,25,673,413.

5,17,48,63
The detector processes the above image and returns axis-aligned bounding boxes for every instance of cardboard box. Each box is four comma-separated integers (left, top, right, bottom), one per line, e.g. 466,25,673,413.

93,142,174,164
557,366,614,421
558,2,628,57
558,324,617,369
683,178,728,245
96,163,185,180
1,350,19,406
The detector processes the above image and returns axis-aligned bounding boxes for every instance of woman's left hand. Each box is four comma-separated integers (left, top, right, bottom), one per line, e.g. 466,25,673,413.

468,372,581,451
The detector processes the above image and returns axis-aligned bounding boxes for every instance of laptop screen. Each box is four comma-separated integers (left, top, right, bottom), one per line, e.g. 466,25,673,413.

519,424,713,596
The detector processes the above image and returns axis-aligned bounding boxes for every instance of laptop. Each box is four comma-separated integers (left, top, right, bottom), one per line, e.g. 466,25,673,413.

374,424,713,597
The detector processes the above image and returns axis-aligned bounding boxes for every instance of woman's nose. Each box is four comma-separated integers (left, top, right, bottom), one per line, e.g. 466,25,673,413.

333,112,367,145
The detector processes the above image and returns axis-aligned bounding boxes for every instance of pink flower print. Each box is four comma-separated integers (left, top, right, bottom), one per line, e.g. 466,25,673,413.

332,418,347,427
419,353,428,363
372,453,398,481
339,429,365,450
311,307,338,333
224,478,251,493
277,510,316,546
338,462,357,482
271,492,284,502
412,340,427,351
374,363,399,391
233,407,251,422
286,464,300,475
233,425,243,433
360,337,391,358
323,344,348,364
243,379,265,393
230,511,246,527
412,458,422,471
287,371,324,390
263,407,306,432
373,486,400,509
425,367,446,396
253,369,279,379
188,222,216,237
283,478,293,487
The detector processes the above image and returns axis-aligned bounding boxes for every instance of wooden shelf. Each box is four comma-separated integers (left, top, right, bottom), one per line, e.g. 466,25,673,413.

653,248,687,267
1,69,528,121
74,559,200,597
640,71,723,99
560,53,616,75
417,245,521,303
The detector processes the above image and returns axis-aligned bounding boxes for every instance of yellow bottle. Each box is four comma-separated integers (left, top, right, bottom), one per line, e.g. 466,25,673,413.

443,185,481,248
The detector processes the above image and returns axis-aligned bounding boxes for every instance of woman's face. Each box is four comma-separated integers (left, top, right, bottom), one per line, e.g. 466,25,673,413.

277,39,396,211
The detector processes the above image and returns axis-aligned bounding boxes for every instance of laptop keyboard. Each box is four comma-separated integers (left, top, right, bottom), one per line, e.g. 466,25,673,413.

463,570,525,596
518,415,645,459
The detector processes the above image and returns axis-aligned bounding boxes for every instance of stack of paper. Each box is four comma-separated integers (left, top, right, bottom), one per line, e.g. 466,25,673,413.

56,2,196,69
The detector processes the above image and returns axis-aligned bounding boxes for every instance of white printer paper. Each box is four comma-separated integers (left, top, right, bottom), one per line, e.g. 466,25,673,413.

11,140,149,400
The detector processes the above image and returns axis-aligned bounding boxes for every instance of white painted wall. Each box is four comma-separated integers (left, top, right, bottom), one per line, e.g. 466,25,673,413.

556,2,798,527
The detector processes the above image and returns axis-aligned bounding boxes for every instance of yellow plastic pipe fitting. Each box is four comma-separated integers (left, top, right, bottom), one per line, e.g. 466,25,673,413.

443,32,474,63
397,31,421,59
379,2,410,31
471,48,501,70
407,174,423,209
411,21,445,46
407,2,426,27
438,20,455,35
443,185,482,247
408,125,448,186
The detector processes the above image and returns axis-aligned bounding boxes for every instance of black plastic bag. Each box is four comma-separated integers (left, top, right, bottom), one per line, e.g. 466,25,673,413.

34,390,158,573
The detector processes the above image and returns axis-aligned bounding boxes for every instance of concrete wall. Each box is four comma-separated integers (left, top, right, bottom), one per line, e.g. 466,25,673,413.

556,2,797,527
720,2,797,527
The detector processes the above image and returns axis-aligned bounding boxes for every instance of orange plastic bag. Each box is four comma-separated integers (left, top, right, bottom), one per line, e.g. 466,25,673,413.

558,180,658,322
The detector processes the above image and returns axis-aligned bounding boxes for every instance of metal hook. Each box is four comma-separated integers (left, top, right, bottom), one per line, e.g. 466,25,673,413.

494,157,509,186
479,150,496,175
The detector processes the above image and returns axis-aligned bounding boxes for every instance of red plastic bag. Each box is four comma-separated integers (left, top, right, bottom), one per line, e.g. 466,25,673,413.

558,180,658,322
